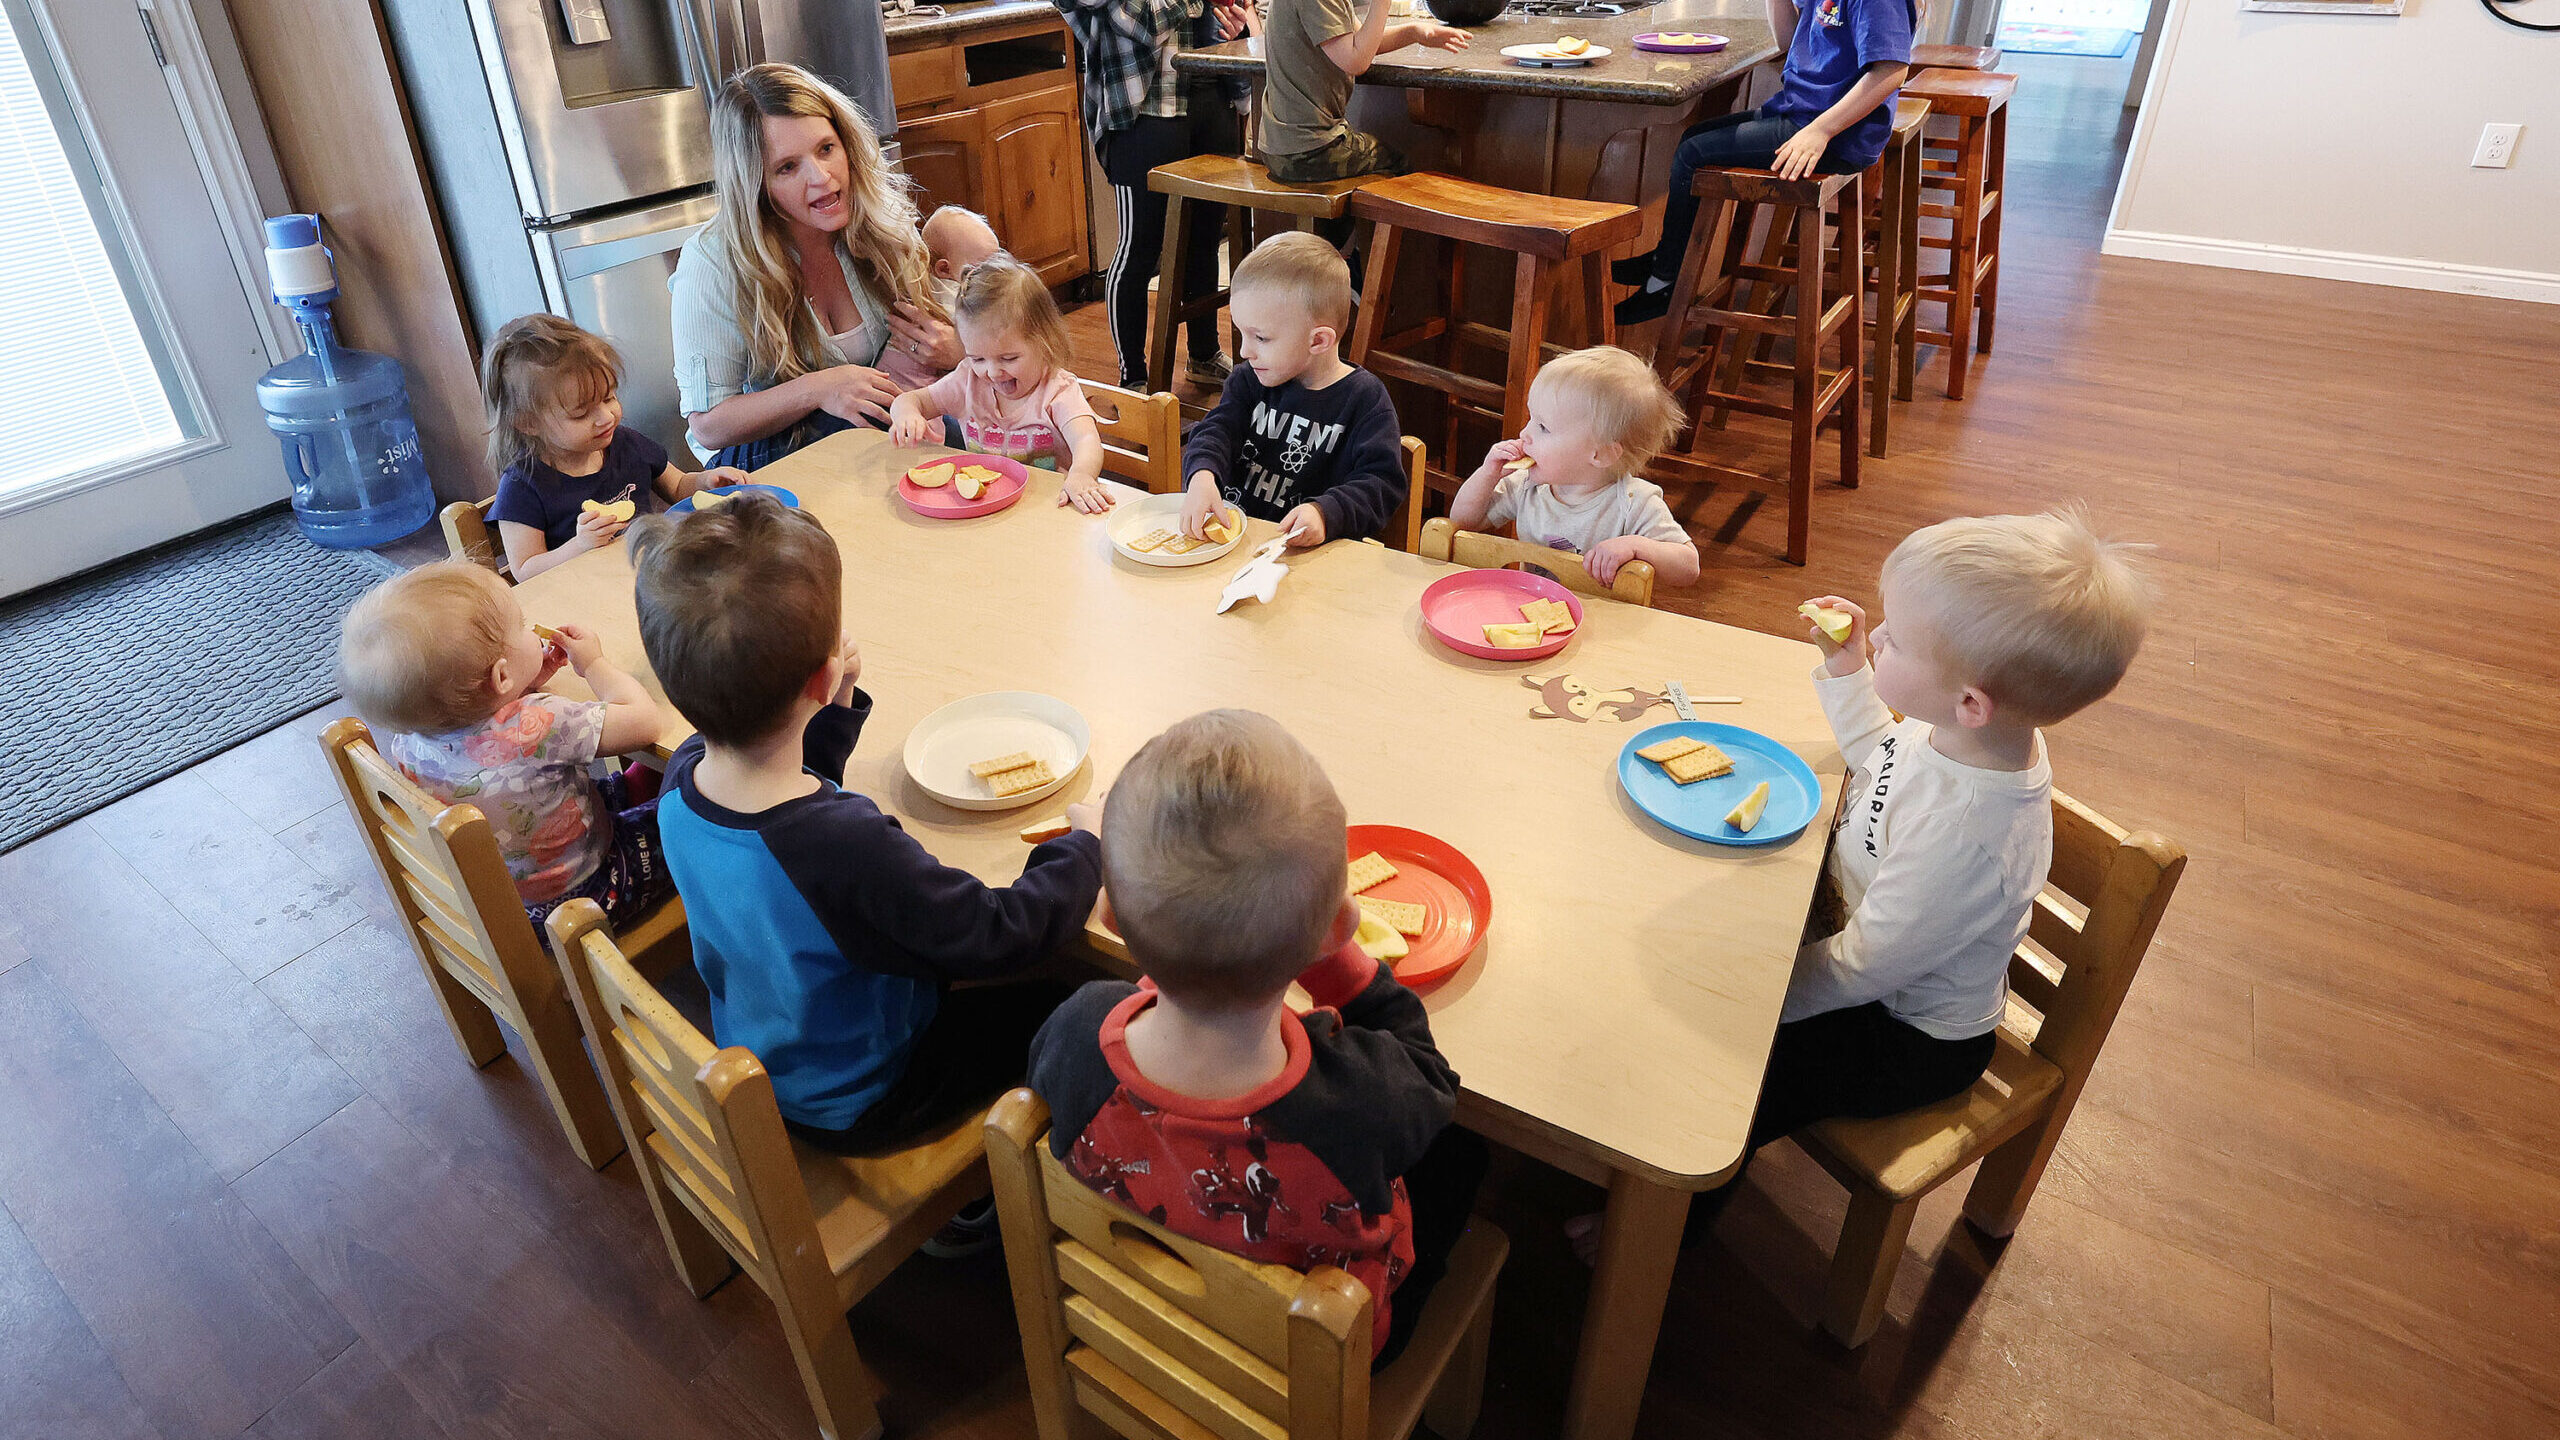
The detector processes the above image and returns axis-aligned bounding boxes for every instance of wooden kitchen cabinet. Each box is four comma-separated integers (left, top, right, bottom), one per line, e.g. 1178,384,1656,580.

889,9,1090,288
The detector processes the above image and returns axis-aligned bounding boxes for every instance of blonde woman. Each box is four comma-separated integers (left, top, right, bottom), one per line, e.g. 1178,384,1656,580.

670,64,962,470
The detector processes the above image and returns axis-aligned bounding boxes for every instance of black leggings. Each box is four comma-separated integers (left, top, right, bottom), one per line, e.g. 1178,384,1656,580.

1687,1001,1995,1241
1098,92,1243,386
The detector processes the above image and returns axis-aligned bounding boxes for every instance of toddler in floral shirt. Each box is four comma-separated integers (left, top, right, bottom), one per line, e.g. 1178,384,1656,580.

335,560,673,929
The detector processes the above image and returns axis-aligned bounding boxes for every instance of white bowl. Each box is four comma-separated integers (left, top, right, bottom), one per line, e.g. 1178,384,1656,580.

902,691,1091,811
1107,491,1246,568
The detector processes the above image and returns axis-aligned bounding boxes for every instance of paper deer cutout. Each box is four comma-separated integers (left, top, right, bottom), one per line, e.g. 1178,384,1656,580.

1524,673,1671,723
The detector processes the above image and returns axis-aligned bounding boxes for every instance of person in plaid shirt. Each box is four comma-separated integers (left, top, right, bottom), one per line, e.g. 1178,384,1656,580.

1054,0,1254,390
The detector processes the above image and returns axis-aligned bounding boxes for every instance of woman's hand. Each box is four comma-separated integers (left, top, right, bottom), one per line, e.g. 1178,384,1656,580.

886,301,962,373
802,365,901,426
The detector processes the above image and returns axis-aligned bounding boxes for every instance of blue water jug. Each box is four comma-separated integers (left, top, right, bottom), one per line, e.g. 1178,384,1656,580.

255,214,435,549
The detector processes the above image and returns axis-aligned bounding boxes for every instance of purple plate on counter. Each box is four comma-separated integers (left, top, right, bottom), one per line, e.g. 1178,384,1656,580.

1632,31,1731,52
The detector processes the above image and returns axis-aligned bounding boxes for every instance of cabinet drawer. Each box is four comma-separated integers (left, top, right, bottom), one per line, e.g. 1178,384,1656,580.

888,45,960,110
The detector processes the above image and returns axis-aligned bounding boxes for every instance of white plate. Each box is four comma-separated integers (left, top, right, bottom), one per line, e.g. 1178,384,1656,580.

1107,491,1245,568
1500,42,1612,64
902,691,1091,811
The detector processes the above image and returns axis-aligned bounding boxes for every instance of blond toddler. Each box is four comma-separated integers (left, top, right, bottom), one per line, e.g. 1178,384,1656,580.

335,561,672,928
887,254,1113,513
1451,346,1701,587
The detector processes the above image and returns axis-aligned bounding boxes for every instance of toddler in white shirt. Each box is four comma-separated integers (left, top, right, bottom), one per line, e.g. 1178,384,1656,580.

1449,346,1701,588
1569,509,2150,1260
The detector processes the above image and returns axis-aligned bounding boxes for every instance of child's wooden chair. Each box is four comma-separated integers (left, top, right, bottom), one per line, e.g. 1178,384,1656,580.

1382,436,1428,555
1080,379,1184,494
318,717,688,1169
1796,790,2185,1345
440,498,510,580
548,900,992,1440
1417,516,1657,607
984,1089,1509,1440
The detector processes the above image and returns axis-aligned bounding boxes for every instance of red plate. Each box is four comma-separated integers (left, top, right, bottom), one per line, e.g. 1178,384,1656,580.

897,454,1029,519
1347,823,1490,988
1418,569,1583,661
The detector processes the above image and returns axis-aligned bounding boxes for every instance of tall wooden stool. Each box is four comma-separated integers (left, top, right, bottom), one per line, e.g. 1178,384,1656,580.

1866,98,1930,456
1145,155,1368,395
1911,43,2001,70
1647,166,1866,566
1904,68,2015,400
1344,172,1640,500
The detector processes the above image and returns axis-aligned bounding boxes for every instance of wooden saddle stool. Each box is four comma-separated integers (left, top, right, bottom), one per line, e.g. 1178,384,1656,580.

1903,68,2017,399
1145,155,1370,396
1344,172,1640,506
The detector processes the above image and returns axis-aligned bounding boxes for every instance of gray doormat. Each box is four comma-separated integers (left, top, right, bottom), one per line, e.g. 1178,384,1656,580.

0,509,394,853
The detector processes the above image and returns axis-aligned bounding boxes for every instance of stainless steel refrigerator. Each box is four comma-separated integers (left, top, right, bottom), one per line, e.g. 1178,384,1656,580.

380,0,898,459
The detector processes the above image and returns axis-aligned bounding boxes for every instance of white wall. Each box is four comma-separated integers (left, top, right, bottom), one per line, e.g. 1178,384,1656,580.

2103,0,2560,304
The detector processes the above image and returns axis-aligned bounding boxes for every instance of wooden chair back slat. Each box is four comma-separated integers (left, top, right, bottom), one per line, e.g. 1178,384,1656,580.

441,497,510,580
1067,1350,1220,1440
1057,1240,1289,1415
2023,792,2182,1082
988,1091,1380,1440
1082,379,1185,494
1418,516,1657,607
571,925,765,1266
1039,1144,1305,1365
1062,1293,1287,1440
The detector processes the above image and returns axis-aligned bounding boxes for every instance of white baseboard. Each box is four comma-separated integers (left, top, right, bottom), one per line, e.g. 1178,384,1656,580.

2100,229,2560,306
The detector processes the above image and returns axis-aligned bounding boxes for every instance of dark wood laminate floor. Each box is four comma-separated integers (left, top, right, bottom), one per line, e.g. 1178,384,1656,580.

9,52,2559,1440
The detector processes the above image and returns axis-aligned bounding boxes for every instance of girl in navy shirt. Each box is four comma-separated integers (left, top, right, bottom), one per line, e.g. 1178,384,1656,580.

1615,0,1915,325
481,315,747,580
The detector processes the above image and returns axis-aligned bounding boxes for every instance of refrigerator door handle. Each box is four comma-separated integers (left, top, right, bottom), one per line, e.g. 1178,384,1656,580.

557,223,710,283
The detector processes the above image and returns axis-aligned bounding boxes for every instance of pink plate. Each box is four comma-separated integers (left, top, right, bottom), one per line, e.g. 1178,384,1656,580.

897,454,1029,519
1419,568,1584,661
1632,31,1731,52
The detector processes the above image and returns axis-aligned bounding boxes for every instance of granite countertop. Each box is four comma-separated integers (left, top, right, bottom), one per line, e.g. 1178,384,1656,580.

882,0,1060,44
1177,0,1777,104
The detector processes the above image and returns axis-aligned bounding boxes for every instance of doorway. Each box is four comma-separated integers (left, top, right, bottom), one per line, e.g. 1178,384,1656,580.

0,0,284,598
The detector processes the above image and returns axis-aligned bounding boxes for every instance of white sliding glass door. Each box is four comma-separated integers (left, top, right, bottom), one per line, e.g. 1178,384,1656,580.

0,0,282,598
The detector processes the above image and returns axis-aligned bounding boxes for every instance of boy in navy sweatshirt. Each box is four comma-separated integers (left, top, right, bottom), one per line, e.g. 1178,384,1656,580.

629,495,1103,1184
1178,232,1406,549
1029,709,1483,1365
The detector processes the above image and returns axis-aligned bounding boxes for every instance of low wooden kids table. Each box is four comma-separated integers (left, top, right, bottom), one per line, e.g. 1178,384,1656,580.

515,429,1845,1440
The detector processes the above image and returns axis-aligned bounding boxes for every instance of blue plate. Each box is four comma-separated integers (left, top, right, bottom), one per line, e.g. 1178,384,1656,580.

1617,721,1823,847
669,482,797,514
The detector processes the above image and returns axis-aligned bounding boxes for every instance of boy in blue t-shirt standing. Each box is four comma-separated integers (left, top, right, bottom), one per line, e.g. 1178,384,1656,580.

1615,0,1914,325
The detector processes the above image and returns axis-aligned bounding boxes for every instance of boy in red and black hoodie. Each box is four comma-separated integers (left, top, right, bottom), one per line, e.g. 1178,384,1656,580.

1028,709,1483,1364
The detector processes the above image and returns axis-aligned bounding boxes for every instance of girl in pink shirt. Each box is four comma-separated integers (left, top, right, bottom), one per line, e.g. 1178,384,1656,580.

887,255,1115,513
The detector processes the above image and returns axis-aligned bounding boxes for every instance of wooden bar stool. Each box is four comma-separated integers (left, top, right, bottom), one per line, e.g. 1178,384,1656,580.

1145,155,1369,396
1904,68,2015,400
1647,166,1866,566
1910,43,2001,70
1345,172,1641,500
1867,97,1929,456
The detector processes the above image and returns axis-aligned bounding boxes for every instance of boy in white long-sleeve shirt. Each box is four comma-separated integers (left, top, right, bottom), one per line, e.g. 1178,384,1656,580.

1571,510,2150,1258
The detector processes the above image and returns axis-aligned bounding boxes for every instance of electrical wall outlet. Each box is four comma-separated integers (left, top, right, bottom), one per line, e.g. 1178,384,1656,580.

2472,124,2521,169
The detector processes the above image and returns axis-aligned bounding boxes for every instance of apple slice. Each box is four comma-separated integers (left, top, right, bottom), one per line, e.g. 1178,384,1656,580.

1724,780,1772,833
1798,602,1854,645
956,473,987,500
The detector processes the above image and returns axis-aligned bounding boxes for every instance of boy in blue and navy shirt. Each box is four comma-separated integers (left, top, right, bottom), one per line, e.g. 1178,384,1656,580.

1615,0,1914,325
628,494,1102,1182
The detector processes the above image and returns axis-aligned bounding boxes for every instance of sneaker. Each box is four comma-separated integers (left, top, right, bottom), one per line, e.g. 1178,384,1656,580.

1614,284,1674,328
920,1196,1000,1259
1185,352,1233,387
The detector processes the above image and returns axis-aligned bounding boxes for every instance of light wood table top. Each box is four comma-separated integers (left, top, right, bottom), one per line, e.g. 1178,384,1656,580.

517,429,1842,1188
